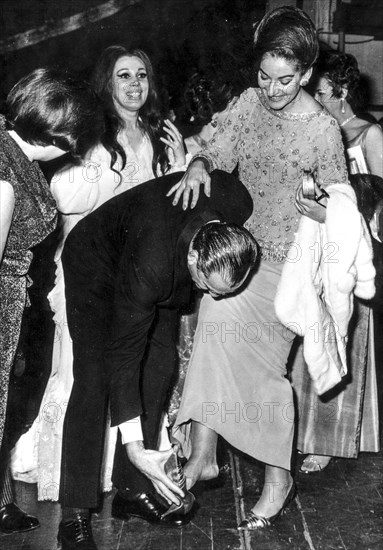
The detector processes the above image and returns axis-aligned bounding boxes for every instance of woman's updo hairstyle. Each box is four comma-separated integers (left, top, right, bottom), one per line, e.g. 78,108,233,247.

253,6,319,74
183,72,233,128
316,50,361,110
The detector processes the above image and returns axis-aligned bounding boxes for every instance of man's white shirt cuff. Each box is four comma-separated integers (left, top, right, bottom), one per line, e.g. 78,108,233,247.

118,416,143,444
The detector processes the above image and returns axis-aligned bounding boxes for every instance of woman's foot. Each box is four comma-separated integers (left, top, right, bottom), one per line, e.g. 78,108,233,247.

300,454,332,474
183,458,219,489
238,480,296,530
252,477,294,519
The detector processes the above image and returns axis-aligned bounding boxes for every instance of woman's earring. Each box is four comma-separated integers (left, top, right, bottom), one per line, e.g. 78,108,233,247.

211,119,218,128
300,79,308,87
340,97,346,114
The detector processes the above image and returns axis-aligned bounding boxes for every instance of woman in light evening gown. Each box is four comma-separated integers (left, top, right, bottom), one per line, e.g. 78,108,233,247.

169,7,361,531
11,46,185,500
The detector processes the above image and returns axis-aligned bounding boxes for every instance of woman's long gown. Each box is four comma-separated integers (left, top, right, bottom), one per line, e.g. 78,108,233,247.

292,123,381,458
173,88,349,465
10,136,156,500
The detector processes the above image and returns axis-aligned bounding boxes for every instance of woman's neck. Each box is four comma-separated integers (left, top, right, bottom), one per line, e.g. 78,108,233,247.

7,130,35,161
119,114,146,153
195,123,216,144
114,103,140,132
336,105,356,127
282,88,320,114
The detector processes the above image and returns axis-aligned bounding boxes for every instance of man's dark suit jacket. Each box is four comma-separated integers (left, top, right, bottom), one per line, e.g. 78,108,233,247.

62,170,253,428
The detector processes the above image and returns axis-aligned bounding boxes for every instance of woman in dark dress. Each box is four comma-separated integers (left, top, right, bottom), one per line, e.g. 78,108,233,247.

0,67,101,534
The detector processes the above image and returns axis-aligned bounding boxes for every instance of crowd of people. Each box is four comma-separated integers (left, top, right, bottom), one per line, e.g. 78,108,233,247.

0,6,382,549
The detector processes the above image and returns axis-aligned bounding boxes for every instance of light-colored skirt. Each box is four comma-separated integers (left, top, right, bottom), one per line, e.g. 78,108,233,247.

10,260,117,500
173,260,296,470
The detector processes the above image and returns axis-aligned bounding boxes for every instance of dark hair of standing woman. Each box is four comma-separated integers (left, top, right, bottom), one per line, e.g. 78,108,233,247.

6,67,103,158
183,72,234,128
91,45,168,179
253,6,319,74
316,50,363,111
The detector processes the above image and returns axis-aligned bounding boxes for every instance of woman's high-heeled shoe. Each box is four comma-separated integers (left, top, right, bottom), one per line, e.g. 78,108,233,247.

300,454,332,474
237,482,296,530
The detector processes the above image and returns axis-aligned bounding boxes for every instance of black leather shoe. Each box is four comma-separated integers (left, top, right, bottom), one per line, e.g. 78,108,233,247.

0,503,40,534
112,492,191,527
58,514,97,549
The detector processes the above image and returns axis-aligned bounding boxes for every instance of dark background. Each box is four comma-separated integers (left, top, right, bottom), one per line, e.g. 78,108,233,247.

0,0,265,109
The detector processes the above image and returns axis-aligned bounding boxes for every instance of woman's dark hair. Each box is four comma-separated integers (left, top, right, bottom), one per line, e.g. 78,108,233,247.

193,222,258,287
6,67,103,157
183,72,234,127
91,45,168,179
316,50,362,110
253,6,319,74
349,174,383,222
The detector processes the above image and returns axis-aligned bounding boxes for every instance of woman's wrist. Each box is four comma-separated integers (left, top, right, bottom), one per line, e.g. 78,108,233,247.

191,154,213,174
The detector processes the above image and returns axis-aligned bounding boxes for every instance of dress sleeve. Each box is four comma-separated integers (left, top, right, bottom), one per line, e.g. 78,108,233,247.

195,92,249,174
51,158,104,215
315,116,349,188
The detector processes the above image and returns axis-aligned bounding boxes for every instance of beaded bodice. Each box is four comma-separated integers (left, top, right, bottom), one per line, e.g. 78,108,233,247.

201,88,348,261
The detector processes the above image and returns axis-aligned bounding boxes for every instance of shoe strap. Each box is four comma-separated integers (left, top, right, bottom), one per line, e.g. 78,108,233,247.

243,512,271,529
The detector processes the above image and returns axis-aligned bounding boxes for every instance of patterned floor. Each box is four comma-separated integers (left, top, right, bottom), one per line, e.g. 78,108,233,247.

1,314,382,550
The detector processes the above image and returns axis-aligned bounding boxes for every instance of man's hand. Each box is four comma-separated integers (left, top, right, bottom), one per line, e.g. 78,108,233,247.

166,159,211,210
125,441,185,505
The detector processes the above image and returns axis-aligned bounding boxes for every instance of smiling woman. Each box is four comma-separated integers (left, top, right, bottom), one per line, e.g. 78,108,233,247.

9,45,188,505
257,54,307,111
112,55,149,113
172,6,350,533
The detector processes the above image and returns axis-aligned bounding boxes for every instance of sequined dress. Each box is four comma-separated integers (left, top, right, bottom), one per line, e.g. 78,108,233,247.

0,117,57,449
174,88,349,466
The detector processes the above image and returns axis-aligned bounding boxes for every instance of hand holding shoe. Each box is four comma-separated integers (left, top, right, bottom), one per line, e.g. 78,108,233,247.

125,441,184,505
162,445,195,518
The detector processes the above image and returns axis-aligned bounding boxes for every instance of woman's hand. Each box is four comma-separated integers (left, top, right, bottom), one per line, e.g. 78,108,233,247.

295,181,327,223
166,159,211,209
161,119,186,168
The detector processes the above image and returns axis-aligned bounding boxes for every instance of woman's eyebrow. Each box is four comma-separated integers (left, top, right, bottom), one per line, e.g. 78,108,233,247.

259,68,294,79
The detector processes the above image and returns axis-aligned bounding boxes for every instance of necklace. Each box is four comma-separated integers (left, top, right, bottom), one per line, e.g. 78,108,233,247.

340,114,356,127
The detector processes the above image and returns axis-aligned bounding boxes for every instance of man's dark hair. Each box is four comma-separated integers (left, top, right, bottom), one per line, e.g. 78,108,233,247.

6,67,103,157
193,222,258,287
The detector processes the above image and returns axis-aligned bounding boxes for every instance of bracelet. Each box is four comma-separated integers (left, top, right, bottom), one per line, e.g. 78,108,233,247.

191,154,213,174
